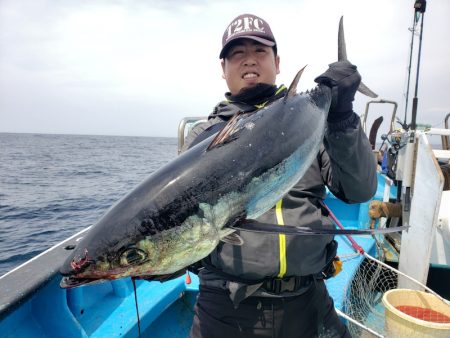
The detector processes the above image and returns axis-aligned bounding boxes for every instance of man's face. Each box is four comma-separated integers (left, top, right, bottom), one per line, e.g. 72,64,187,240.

221,39,280,95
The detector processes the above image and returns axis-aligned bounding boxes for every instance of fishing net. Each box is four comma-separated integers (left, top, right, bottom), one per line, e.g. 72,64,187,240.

321,202,450,337
340,251,397,337
338,249,450,337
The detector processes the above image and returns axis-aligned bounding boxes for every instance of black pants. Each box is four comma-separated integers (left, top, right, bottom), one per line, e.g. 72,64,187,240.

189,280,351,338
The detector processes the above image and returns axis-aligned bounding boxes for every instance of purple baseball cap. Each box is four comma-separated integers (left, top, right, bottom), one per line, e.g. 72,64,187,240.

220,14,276,59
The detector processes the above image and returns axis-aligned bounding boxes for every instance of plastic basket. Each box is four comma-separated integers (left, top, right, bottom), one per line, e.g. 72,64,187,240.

382,289,450,337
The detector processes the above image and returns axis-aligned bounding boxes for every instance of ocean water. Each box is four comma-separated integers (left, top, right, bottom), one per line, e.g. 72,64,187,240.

0,133,177,277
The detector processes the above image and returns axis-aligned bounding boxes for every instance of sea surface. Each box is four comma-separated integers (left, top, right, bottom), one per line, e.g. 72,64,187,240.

0,133,177,277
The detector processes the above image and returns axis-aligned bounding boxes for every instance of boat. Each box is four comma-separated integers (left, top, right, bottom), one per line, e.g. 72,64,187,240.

1,2,449,337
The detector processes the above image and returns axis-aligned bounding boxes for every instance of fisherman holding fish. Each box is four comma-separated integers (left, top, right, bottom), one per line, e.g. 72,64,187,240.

185,14,377,338
59,11,378,338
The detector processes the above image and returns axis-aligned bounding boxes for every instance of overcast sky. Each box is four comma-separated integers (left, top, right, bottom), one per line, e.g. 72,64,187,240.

1,0,449,138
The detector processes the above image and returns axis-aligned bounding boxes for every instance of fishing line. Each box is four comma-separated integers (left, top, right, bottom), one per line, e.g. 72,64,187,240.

132,277,142,337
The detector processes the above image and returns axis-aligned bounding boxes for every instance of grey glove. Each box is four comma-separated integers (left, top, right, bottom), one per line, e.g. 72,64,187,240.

314,60,361,123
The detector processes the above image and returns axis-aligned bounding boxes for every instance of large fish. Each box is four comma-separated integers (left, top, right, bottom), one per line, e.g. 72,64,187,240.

59,17,373,288
60,69,330,288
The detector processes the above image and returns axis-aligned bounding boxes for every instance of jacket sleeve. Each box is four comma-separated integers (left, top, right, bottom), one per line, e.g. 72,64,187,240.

320,113,377,203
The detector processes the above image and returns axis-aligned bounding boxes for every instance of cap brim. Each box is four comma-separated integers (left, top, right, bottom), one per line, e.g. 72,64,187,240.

219,36,276,59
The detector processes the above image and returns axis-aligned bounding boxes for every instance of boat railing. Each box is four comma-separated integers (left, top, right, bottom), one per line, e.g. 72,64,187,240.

442,113,450,150
425,128,450,162
177,116,208,154
361,99,398,166
361,99,398,135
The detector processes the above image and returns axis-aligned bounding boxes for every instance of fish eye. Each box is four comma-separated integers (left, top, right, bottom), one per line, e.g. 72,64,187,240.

120,248,148,266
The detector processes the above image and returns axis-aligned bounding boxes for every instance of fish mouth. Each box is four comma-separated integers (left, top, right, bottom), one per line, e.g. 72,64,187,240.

60,276,108,289
59,262,136,289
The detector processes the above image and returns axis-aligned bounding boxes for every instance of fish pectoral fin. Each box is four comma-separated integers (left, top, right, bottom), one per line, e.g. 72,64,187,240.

232,221,410,235
221,233,244,246
219,228,244,246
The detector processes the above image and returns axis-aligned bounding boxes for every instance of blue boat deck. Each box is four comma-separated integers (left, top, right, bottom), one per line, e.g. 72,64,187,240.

1,273,200,338
325,172,392,311
326,235,376,310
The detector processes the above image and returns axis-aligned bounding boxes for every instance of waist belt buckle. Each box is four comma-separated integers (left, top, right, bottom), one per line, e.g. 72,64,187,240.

272,279,282,293
266,277,295,293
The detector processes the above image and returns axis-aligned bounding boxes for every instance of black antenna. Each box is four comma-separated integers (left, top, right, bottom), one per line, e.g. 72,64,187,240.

410,0,427,130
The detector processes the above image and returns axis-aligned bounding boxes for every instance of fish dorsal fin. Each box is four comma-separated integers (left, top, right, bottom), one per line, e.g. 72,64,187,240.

338,16,378,98
207,112,242,150
284,65,307,102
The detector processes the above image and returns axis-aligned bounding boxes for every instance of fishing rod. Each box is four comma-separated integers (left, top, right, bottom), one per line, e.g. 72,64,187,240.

397,0,427,212
403,3,417,126
409,0,426,130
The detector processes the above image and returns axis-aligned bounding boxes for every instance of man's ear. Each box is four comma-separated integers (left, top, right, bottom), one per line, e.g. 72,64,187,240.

221,59,226,79
275,55,280,75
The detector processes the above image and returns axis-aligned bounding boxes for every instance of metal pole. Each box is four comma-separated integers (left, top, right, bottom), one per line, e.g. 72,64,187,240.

443,113,450,150
410,0,427,130
403,12,417,126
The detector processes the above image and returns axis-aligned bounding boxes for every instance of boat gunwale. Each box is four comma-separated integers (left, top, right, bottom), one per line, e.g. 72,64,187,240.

0,227,90,319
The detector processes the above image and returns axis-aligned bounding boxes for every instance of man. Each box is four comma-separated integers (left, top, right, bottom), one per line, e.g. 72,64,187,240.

185,13,377,338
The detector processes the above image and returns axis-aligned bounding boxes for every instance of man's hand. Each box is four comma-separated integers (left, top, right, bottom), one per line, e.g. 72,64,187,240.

314,61,361,123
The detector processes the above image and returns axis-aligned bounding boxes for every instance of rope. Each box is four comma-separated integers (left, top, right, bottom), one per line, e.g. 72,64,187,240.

362,252,450,307
335,308,384,338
